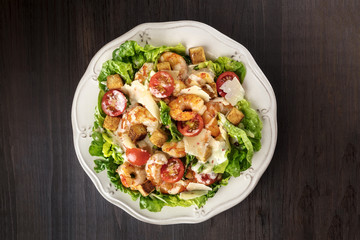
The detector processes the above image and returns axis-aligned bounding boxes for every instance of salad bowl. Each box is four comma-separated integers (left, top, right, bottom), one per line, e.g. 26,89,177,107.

71,20,277,224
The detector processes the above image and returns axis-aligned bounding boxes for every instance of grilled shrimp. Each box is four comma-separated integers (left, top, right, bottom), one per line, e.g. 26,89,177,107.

202,99,233,137
117,162,146,190
145,152,189,194
159,52,188,80
168,94,205,121
185,70,215,86
119,105,159,134
173,79,187,96
134,63,154,83
161,140,186,158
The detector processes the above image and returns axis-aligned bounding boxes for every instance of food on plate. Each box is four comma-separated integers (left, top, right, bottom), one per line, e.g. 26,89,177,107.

89,40,262,212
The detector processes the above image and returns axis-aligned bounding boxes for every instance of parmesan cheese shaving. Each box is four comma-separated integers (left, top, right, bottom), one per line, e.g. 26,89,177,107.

183,129,212,161
219,77,245,106
180,86,210,102
121,80,160,120
186,182,212,191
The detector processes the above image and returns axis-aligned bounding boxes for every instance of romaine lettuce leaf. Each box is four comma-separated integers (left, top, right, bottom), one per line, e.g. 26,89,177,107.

112,40,186,69
218,113,253,176
225,143,249,177
98,60,134,86
159,100,183,141
213,160,229,174
89,131,105,157
194,56,246,83
236,99,263,151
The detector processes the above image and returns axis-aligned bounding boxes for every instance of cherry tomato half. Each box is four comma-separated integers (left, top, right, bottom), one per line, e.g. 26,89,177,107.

216,71,240,97
101,89,127,116
177,114,204,137
161,158,185,183
149,71,175,98
126,148,151,166
195,172,218,185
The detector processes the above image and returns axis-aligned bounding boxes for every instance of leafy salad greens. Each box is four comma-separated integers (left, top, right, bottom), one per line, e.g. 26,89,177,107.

89,40,262,212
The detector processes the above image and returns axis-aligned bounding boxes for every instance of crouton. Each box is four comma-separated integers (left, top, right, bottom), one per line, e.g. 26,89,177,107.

106,74,124,90
157,62,171,71
185,167,195,179
189,46,206,64
226,107,245,125
201,82,218,99
149,129,168,147
136,180,155,196
103,115,121,131
129,124,147,142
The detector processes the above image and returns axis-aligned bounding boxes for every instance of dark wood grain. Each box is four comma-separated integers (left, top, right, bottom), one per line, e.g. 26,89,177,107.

1,0,359,239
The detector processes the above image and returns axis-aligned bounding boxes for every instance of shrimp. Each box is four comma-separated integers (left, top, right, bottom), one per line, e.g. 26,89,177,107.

185,70,215,87
159,52,188,80
161,140,186,158
117,162,146,190
145,152,190,194
168,94,205,121
146,152,168,185
173,79,187,96
134,63,154,83
202,99,233,137
119,105,159,134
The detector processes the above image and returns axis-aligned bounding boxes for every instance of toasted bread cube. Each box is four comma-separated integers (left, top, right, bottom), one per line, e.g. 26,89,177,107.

106,74,124,90
103,115,121,131
189,46,206,64
201,82,218,99
129,124,147,142
226,107,245,126
185,167,195,179
157,62,171,71
136,180,155,196
149,129,168,147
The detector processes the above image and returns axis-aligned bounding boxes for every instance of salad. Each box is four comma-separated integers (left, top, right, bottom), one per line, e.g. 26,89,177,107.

89,40,262,212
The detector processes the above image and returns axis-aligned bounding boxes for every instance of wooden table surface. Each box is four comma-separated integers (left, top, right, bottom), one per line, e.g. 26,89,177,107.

1,0,359,239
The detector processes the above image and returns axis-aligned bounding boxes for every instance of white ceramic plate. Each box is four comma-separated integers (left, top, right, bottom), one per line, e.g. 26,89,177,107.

71,20,277,225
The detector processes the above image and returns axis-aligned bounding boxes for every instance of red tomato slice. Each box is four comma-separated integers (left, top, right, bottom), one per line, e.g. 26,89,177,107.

126,148,151,166
177,114,204,137
194,172,218,185
216,71,240,97
101,89,127,116
161,158,185,183
149,71,175,98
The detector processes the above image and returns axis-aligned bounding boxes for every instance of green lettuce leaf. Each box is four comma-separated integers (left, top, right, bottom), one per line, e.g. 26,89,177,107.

194,56,246,83
225,143,249,177
112,40,186,69
89,131,105,157
236,99,263,151
98,60,134,86
213,160,229,174
159,100,183,141
218,113,253,177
